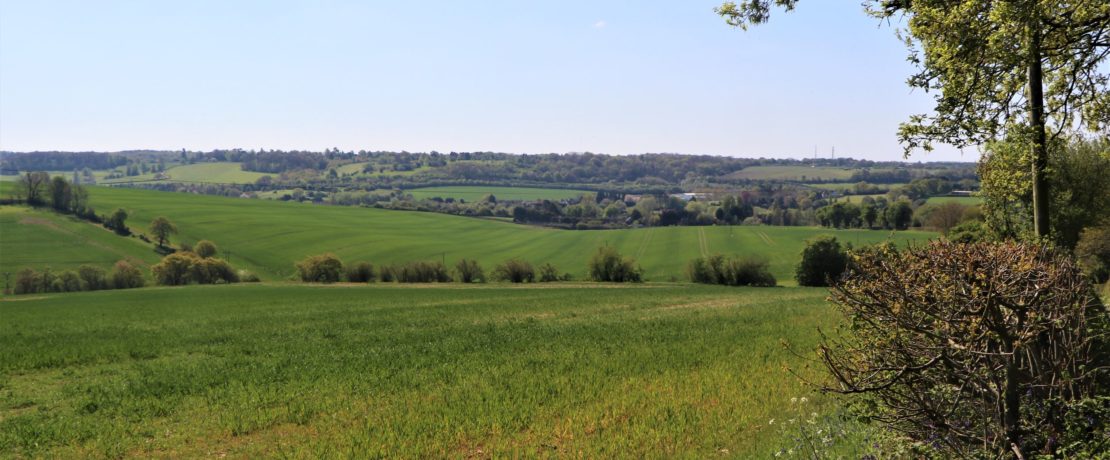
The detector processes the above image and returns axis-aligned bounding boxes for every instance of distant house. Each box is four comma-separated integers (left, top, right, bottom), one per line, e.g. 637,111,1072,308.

239,192,254,199
948,190,976,197
623,194,644,204
153,172,169,180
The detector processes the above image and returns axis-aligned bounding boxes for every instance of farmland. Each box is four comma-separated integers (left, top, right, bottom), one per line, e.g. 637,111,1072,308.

102,162,268,185
0,206,160,273
406,186,589,202
925,195,983,205
0,186,934,283
0,283,867,458
726,165,855,181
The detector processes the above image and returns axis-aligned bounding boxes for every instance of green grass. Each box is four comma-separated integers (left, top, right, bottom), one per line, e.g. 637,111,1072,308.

727,166,854,181
925,195,982,205
0,206,161,274
0,283,868,458
406,186,589,201
102,162,268,185
806,182,906,191
837,194,888,204
0,186,935,283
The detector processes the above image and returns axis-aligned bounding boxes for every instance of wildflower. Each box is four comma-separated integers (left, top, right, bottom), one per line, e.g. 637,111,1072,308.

800,397,808,404
790,397,798,404
769,419,775,425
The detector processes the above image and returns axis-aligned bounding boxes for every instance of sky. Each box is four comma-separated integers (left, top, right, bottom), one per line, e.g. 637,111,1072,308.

0,1,974,162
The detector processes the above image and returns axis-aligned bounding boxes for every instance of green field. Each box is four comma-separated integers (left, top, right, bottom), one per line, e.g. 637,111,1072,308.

102,162,268,185
0,283,869,458
0,186,934,283
0,207,160,273
406,186,589,202
728,166,854,181
925,195,982,205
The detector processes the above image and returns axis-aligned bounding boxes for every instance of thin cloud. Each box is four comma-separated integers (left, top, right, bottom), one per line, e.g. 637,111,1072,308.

593,20,606,29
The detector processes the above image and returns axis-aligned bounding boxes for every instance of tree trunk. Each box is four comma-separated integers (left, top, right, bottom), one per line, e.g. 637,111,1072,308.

1004,354,1023,458
1028,24,1049,238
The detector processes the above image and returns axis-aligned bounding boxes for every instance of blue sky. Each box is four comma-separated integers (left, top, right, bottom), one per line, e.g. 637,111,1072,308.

0,1,972,161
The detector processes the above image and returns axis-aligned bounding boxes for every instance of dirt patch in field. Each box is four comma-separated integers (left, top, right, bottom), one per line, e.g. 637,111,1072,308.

18,216,66,233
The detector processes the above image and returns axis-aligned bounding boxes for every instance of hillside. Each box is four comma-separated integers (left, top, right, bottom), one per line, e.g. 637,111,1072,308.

0,207,160,274
0,186,935,283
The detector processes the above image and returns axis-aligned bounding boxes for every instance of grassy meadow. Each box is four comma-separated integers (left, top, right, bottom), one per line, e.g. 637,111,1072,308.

0,186,934,283
406,186,589,202
726,166,854,181
0,207,160,274
0,283,868,458
101,162,268,185
925,195,982,205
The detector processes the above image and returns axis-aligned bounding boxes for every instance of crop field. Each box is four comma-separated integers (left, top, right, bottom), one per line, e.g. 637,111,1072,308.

0,186,934,283
726,166,854,182
406,186,589,202
925,195,982,205
101,162,268,185
0,283,870,458
0,207,160,274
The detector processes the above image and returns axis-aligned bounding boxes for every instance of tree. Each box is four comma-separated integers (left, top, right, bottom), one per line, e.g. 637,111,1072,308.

492,259,534,283
17,171,50,205
588,246,643,282
928,202,968,235
194,240,218,258
296,254,344,283
822,241,1108,457
105,208,130,235
111,260,145,289
49,176,72,212
794,235,848,287
149,217,177,249
885,200,913,230
152,252,197,285
718,1,1110,238
454,259,485,283
1076,223,1110,284
345,261,375,282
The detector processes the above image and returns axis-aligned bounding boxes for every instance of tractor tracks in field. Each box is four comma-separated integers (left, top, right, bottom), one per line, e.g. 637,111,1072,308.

697,227,710,258
635,227,655,261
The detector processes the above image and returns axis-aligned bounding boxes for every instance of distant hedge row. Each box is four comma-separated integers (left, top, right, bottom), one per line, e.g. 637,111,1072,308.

11,261,145,295
294,247,638,284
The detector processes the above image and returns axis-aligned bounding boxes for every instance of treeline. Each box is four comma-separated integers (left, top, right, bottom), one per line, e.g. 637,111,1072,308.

294,247,640,284
10,261,144,295
0,152,128,173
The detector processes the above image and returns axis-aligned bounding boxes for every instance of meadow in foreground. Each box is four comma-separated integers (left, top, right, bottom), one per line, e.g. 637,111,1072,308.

0,283,864,458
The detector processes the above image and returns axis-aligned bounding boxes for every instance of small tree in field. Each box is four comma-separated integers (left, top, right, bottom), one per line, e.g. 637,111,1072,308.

149,217,177,249
194,240,218,258
794,235,848,287
296,254,344,283
345,261,375,283
588,246,642,282
111,260,145,289
821,241,1109,458
493,259,534,283
454,259,485,283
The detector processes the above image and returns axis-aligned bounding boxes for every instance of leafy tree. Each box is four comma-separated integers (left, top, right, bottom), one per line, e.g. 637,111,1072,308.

492,259,535,283
688,254,776,287
152,253,198,286
295,254,344,283
345,261,375,283
194,240,218,258
49,176,72,212
884,200,913,230
1076,223,1110,284
588,246,643,283
149,217,177,249
105,208,130,235
794,235,848,287
77,265,108,291
822,241,1108,457
718,0,1110,239
111,260,145,289
454,259,485,283
927,202,967,235
538,263,563,282
16,171,50,205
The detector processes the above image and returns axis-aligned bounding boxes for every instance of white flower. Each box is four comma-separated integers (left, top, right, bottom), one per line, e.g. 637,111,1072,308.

790,397,798,404
800,397,808,403
769,418,775,425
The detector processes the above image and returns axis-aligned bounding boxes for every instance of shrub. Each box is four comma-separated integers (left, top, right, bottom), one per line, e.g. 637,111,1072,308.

538,263,562,282
823,241,1109,457
56,270,83,292
493,259,534,283
379,265,396,282
190,257,239,284
588,246,642,282
395,261,451,283
1076,224,1110,284
152,252,199,286
77,265,108,291
454,259,485,283
238,270,261,283
296,253,344,283
178,241,194,253
688,254,776,287
195,240,218,258
14,268,38,295
345,261,375,283
795,235,848,287
111,260,145,289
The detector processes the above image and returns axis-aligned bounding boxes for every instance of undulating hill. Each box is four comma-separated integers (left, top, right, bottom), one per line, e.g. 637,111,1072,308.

0,185,935,283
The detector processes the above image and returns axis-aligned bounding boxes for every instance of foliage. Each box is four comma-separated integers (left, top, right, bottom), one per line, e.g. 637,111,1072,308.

194,240,218,258
822,241,1109,458
587,246,642,283
924,202,967,235
454,259,485,283
295,253,344,283
980,137,1110,247
238,270,261,282
189,257,239,285
104,208,130,236
77,265,109,291
688,254,776,287
345,261,375,283
947,220,989,244
794,236,848,287
110,260,145,289
149,217,177,249
537,263,566,282
382,261,451,283
492,259,535,283
152,253,197,286
1076,224,1110,284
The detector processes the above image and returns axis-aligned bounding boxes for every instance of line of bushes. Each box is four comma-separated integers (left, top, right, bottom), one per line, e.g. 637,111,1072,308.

10,260,145,295
293,253,590,284
688,254,776,287
151,240,257,285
